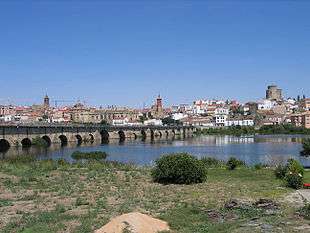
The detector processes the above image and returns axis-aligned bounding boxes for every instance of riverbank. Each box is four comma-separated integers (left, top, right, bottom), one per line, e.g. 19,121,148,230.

196,125,310,136
0,159,310,233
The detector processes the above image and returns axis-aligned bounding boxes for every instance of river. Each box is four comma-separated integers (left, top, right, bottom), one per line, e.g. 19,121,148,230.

1,134,310,166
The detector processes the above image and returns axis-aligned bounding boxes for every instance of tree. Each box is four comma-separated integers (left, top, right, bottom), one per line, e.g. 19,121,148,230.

100,120,109,125
162,117,181,126
139,115,147,123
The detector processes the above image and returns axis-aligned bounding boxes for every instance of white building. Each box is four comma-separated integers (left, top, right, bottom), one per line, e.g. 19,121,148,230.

257,99,275,110
225,118,254,127
215,107,229,115
214,107,229,126
215,115,228,126
112,118,129,126
171,113,188,121
144,119,163,126
0,115,13,122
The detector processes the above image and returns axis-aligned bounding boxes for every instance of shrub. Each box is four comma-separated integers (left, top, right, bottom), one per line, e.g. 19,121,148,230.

226,157,245,170
56,158,69,166
200,157,224,168
274,159,304,189
299,203,310,220
275,164,287,179
286,158,304,176
254,163,268,170
301,138,310,156
275,159,304,179
285,172,303,189
71,151,108,160
151,153,207,184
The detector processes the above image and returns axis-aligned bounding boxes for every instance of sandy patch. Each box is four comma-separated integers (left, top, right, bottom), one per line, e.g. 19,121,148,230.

94,212,170,233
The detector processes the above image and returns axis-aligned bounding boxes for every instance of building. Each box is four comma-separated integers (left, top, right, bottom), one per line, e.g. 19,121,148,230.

151,95,164,118
69,103,103,123
144,119,163,126
181,116,214,128
291,111,310,129
266,85,282,101
44,95,50,108
300,98,310,111
257,99,275,110
225,116,254,127
103,107,140,124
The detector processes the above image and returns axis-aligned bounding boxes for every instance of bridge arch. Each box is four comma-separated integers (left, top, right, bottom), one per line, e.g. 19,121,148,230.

172,129,176,136
141,130,146,141
0,139,10,152
165,130,169,137
21,138,32,148
100,130,109,144
132,132,137,139
118,130,125,142
59,135,68,146
42,135,51,147
150,129,155,140
154,130,162,138
89,134,94,143
76,134,83,145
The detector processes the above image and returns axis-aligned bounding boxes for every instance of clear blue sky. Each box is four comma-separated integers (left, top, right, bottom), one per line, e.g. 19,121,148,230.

0,1,309,107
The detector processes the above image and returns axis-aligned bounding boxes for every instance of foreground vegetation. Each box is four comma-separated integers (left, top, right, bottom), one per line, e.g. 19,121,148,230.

197,124,310,136
0,155,309,233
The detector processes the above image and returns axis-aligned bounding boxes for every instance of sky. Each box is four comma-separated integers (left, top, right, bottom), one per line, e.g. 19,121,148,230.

0,0,309,108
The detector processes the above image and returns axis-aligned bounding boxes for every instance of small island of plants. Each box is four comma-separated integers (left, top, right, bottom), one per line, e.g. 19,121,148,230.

71,151,108,160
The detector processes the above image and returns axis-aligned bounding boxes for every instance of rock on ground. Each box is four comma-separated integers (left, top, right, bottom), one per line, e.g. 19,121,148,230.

94,212,170,233
284,189,310,208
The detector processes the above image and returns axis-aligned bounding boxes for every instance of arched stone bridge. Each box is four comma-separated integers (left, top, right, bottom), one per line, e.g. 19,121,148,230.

0,124,195,152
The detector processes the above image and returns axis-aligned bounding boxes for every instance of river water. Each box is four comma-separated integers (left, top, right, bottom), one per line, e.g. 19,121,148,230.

1,135,310,167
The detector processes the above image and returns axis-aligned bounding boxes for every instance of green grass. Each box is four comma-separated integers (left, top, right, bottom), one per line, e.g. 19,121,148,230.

304,169,310,183
0,159,309,233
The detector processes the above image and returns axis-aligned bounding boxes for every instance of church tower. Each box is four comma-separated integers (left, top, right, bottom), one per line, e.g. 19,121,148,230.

44,94,50,108
156,94,163,112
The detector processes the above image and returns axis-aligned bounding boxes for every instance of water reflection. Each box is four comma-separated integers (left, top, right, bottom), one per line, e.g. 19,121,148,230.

1,135,309,167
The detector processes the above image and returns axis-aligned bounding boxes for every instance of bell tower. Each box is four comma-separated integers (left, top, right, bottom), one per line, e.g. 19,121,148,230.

44,94,50,108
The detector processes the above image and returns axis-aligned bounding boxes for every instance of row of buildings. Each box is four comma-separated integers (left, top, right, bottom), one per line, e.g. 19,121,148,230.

0,95,166,126
0,85,310,128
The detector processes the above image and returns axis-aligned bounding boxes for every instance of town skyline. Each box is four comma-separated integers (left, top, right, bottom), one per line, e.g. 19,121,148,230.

0,84,308,108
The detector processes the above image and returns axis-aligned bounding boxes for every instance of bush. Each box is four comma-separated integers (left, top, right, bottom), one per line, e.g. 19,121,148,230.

301,138,310,156
275,164,287,179
286,158,304,176
254,163,263,170
299,203,310,220
226,157,245,170
151,153,207,184
56,158,69,166
200,157,224,168
285,172,303,189
274,159,304,189
71,151,108,160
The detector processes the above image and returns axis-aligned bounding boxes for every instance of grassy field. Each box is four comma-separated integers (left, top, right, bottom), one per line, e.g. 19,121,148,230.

0,158,309,233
